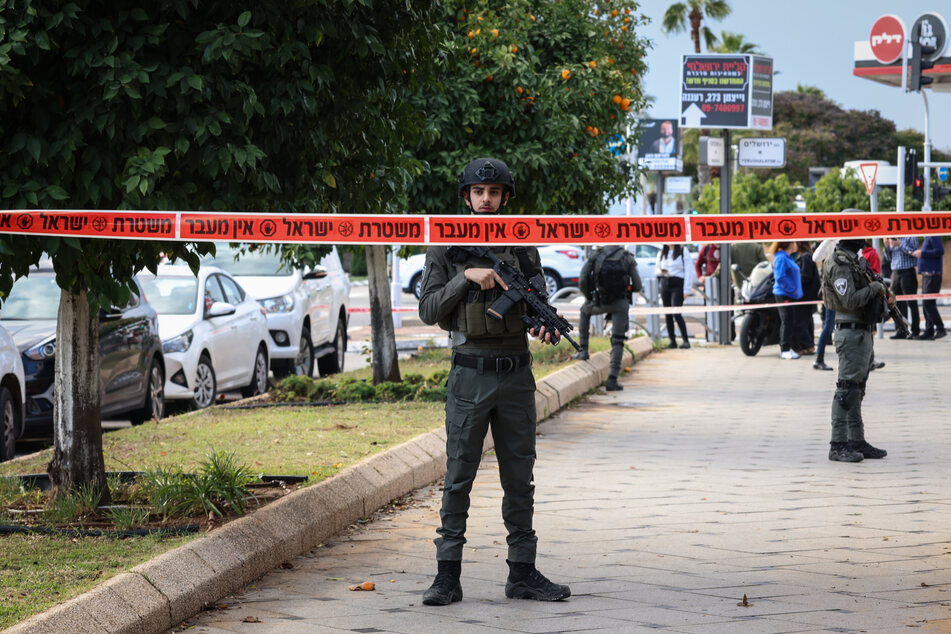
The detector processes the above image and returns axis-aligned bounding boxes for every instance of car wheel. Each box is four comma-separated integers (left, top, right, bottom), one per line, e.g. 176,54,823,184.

0,387,18,462
130,359,165,426
411,273,423,299
191,354,217,409
317,314,347,376
242,346,269,398
274,332,314,379
543,269,562,296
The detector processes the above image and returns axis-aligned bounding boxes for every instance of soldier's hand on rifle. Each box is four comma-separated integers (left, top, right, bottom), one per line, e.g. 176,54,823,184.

465,268,508,291
531,316,564,345
869,281,884,296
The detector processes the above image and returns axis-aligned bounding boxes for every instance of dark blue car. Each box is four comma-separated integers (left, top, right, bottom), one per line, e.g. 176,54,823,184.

0,267,165,441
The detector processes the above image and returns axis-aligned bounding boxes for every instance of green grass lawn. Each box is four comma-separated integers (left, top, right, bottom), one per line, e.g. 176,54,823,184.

0,335,617,629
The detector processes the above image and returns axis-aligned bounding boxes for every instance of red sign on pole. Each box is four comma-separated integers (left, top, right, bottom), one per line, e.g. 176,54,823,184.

869,14,906,64
859,163,879,196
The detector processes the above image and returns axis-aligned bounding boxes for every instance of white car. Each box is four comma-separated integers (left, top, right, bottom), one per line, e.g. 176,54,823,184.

136,265,270,409
399,245,585,298
202,245,351,378
0,323,25,461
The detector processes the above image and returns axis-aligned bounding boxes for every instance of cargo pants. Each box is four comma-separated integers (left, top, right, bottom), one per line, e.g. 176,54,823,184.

578,299,630,378
435,353,538,564
830,327,874,443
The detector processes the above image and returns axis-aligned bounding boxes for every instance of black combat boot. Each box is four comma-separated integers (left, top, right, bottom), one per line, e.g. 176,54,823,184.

828,442,864,463
572,348,589,361
605,375,623,391
505,560,571,601
422,560,463,606
848,440,887,459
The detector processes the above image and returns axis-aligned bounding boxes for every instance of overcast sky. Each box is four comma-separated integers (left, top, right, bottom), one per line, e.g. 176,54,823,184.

636,0,950,154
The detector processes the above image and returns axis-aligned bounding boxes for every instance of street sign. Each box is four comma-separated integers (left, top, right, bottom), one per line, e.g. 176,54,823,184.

912,13,949,61
938,166,949,182
859,163,879,195
680,55,773,130
869,14,906,64
737,138,786,168
665,176,692,194
699,137,725,166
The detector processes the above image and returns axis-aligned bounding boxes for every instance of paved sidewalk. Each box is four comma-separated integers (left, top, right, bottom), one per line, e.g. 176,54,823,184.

181,338,951,633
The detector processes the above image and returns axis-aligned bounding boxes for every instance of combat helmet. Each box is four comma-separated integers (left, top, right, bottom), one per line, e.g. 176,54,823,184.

457,158,516,209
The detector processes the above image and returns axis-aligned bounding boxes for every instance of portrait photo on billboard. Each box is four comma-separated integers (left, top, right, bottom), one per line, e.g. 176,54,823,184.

638,118,679,159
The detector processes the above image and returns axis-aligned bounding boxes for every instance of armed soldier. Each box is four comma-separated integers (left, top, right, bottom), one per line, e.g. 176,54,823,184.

821,237,893,463
417,158,571,605
573,246,642,391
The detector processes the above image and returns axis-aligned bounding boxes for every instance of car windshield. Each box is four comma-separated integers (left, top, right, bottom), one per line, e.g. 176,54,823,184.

202,246,292,277
137,275,198,315
0,273,61,320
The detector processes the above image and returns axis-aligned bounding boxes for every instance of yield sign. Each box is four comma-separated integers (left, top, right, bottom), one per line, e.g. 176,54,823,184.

859,163,879,195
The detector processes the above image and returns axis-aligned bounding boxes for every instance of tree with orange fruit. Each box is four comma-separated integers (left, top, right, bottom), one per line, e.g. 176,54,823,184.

408,0,649,214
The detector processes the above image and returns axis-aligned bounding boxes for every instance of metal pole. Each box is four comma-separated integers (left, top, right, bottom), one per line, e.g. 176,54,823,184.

718,130,732,345
922,91,932,211
896,146,905,213
391,248,402,329
871,186,884,339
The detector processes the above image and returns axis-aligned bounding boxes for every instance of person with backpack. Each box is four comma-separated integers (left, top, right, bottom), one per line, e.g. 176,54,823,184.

574,245,642,391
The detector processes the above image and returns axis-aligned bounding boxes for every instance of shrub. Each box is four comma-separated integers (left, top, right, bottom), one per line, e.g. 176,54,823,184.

425,369,449,388
415,386,447,402
308,380,336,402
273,375,314,401
403,373,425,386
334,379,377,402
375,381,415,401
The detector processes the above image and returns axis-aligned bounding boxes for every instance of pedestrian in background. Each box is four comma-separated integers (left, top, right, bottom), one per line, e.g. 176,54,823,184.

695,243,720,286
574,245,643,390
656,244,694,349
914,236,946,340
418,158,570,606
885,236,921,339
794,241,819,355
770,241,803,360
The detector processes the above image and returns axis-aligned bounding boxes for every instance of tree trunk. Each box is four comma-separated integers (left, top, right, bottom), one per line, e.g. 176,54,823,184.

47,287,109,503
690,7,712,195
365,245,401,385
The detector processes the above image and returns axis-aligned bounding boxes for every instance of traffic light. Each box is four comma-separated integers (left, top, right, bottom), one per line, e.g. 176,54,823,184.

913,171,925,202
909,42,936,91
904,148,918,186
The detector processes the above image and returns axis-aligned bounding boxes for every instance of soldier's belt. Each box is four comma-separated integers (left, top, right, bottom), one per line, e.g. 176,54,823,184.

835,321,874,331
452,352,532,374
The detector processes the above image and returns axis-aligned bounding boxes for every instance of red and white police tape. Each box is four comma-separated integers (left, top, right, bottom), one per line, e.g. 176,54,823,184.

2,209,951,245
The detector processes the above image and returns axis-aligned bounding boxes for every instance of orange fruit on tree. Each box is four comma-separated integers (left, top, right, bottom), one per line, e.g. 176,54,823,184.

561,69,571,80
511,45,518,53
468,31,474,39
585,125,593,132
491,28,499,37
589,61,597,69
621,97,630,109
621,25,628,32
611,9,619,17
592,127,600,136
516,85,524,94
612,94,622,104
486,74,493,81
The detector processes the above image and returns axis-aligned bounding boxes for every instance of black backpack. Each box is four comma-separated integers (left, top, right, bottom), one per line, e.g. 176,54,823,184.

585,248,630,304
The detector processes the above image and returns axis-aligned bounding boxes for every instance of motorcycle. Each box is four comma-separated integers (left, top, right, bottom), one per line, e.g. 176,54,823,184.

731,261,781,356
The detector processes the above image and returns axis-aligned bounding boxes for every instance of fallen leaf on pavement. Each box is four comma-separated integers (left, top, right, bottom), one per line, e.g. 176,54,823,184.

737,594,753,607
241,616,262,623
349,581,376,591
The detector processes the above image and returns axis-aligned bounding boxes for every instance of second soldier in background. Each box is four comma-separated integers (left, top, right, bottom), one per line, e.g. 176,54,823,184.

573,245,642,390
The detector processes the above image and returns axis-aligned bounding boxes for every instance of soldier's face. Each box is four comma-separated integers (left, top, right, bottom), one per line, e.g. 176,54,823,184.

466,184,507,214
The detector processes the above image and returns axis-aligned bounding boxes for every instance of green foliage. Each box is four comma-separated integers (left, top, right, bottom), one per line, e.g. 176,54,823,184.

402,373,426,386
415,386,448,402
0,1,446,307
408,0,650,214
696,173,796,214
42,482,101,525
103,506,151,530
374,381,415,401
273,375,336,402
334,379,378,403
138,451,256,519
661,0,731,52
804,168,921,212
425,369,450,388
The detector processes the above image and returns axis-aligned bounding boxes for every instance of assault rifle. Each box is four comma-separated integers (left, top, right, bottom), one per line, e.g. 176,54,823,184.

860,266,910,338
448,245,581,350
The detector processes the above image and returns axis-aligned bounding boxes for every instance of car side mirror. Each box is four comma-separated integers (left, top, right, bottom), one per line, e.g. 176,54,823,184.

206,301,236,318
99,308,123,322
303,267,328,280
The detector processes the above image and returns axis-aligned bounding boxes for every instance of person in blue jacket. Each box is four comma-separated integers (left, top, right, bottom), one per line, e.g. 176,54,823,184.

770,241,803,359
914,236,946,339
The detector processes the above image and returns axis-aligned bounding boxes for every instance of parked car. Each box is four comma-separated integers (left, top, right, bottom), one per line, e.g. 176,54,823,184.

399,245,585,298
0,323,26,461
201,245,350,378
136,264,270,409
0,268,165,438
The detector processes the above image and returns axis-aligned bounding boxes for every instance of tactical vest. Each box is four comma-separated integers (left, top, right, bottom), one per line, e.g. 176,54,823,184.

437,247,528,340
821,247,872,320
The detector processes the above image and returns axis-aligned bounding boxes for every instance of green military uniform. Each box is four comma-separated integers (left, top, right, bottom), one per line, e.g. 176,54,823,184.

820,243,887,461
725,242,767,287
418,244,543,563
577,246,642,384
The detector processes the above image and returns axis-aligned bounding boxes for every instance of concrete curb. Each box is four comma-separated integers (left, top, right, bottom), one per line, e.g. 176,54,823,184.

7,338,654,634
